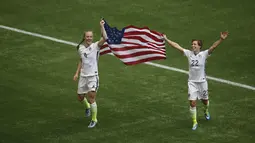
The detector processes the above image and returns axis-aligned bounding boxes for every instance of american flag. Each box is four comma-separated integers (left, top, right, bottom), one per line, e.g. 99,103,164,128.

100,21,166,65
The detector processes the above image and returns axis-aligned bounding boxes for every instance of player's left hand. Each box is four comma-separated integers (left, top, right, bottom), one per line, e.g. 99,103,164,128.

162,34,167,40
220,31,228,40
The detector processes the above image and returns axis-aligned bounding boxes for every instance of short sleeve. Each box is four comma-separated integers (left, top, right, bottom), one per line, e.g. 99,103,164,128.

94,41,100,50
183,49,191,57
202,50,210,58
77,45,84,58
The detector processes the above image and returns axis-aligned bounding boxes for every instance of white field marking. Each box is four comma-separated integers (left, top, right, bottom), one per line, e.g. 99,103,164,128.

1,24,255,91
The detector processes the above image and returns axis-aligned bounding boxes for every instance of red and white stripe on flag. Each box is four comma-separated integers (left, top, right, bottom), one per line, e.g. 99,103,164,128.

99,25,166,65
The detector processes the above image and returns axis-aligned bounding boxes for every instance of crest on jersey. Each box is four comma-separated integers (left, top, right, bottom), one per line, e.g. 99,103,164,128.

83,53,87,58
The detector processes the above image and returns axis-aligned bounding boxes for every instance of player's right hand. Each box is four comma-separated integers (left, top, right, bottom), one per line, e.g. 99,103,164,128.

73,74,78,81
100,19,105,26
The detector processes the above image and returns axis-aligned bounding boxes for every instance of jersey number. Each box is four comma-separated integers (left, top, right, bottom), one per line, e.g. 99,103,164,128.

191,60,199,66
202,90,208,97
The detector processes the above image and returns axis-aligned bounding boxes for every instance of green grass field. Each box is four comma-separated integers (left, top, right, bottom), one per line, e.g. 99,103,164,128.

1,0,255,142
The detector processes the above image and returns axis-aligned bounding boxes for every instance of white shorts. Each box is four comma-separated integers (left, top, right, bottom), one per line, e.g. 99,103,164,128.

77,75,99,94
188,81,208,100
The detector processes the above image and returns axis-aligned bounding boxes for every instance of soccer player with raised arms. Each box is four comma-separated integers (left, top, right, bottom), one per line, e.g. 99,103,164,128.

163,32,228,130
73,19,107,128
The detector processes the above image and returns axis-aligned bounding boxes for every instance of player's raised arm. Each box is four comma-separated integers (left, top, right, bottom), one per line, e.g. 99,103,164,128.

208,31,228,54
163,34,185,53
98,19,107,47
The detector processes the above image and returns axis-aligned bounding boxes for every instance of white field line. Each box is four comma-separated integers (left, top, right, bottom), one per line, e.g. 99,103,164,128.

1,25,255,91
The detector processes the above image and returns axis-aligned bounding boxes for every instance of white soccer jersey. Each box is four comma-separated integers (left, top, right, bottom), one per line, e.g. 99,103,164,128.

184,49,209,82
78,42,100,77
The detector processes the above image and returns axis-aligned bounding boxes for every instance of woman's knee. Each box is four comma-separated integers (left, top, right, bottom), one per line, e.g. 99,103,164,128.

189,100,196,107
88,91,96,103
77,94,85,101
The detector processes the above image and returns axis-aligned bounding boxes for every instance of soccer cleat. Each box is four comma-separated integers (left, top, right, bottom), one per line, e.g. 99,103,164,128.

204,112,210,120
192,122,198,130
85,108,91,117
88,120,97,128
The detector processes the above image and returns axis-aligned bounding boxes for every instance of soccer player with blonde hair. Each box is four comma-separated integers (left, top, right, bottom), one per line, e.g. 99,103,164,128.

73,19,107,128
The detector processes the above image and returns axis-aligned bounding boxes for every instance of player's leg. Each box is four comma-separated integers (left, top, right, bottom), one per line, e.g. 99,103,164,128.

198,81,210,120
202,99,210,120
77,94,91,117
87,75,99,128
189,98,198,130
188,82,199,130
87,91,97,128
77,76,91,117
